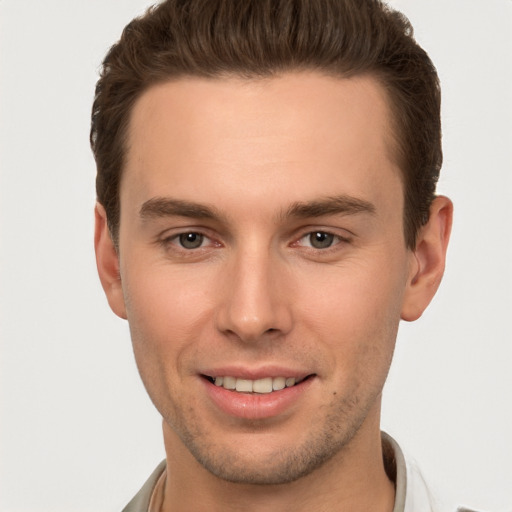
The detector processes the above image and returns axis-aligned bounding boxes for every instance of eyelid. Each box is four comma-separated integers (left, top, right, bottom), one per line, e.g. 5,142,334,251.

291,226,353,244
155,225,353,253
297,232,348,249
157,227,221,250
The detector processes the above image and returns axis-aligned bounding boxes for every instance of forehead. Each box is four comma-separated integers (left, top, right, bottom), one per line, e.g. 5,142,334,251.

123,72,402,217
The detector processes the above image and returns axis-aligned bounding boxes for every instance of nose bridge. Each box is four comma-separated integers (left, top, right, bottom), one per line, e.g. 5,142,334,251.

216,241,291,342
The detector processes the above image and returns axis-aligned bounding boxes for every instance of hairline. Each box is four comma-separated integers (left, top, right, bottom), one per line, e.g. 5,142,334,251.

111,68,409,248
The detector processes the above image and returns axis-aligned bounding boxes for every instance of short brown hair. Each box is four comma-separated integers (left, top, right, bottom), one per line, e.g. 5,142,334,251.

90,0,441,249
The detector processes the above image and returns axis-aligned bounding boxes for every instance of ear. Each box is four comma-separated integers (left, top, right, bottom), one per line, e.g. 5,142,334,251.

401,196,453,321
94,203,127,319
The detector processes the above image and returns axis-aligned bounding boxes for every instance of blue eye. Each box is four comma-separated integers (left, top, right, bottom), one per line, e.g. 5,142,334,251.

308,232,336,249
178,232,204,249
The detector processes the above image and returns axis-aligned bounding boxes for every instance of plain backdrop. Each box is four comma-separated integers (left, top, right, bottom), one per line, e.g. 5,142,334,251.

1,1,511,511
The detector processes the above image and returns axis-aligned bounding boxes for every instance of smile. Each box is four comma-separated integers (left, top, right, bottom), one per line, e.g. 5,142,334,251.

202,373,316,419
204,375,311,393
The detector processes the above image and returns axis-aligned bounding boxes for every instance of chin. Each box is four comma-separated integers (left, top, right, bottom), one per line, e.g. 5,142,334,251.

191,444,335,485
173,412,363,486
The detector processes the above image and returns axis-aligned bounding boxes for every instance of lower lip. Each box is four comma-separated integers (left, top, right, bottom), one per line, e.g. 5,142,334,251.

202,377,315,420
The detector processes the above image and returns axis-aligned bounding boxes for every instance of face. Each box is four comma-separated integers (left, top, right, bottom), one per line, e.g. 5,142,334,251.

107,73,418,484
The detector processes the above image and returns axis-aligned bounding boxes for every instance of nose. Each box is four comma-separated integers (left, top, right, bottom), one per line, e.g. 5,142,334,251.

215,248,293,343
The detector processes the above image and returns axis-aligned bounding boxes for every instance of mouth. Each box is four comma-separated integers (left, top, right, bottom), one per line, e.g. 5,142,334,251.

202,374,315,394
201,371,317,419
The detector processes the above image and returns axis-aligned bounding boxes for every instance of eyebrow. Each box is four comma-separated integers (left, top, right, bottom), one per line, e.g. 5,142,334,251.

283,195,376,219
140,197,221,220
139,194,376,222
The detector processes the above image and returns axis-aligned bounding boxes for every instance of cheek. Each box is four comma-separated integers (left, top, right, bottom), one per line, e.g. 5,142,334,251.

120,265,214,392
123,262,214,338
120,271,213,425
296,259,405,377
300,256,405,325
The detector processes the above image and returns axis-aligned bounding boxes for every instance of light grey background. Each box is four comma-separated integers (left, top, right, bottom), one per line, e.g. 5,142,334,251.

1,1,511,511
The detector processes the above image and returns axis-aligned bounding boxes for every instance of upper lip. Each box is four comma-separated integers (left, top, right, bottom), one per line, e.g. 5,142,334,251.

199,365,313,380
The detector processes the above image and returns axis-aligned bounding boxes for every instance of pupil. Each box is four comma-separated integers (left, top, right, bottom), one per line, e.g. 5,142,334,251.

179,232,203,249
311,232,334,249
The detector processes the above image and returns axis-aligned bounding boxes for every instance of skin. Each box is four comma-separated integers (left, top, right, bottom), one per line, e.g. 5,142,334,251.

95,72,452,512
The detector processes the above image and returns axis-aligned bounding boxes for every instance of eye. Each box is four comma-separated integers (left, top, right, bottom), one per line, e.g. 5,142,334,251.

157,229,221,259
177,232,206,249
302,231,338,249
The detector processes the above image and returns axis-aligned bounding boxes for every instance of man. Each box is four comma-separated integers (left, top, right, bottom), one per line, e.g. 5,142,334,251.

91,1,465,510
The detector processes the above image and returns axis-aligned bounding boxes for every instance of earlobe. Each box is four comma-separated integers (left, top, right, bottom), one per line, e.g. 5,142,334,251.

94,203,127,319
401,196,453,322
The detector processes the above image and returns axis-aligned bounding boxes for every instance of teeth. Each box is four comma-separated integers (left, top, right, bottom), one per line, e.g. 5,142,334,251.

272,376,285,391
235,379,253,392
285,377,296,387
212,375,302,393
253,377,273,393
223,376,236,390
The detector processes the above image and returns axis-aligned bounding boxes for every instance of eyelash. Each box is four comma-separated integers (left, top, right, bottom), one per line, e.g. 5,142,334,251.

294,231,350,250
159,229,352,255
160,231,218,253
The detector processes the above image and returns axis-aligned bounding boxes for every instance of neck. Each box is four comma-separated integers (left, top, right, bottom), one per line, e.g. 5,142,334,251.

160,409,395,512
